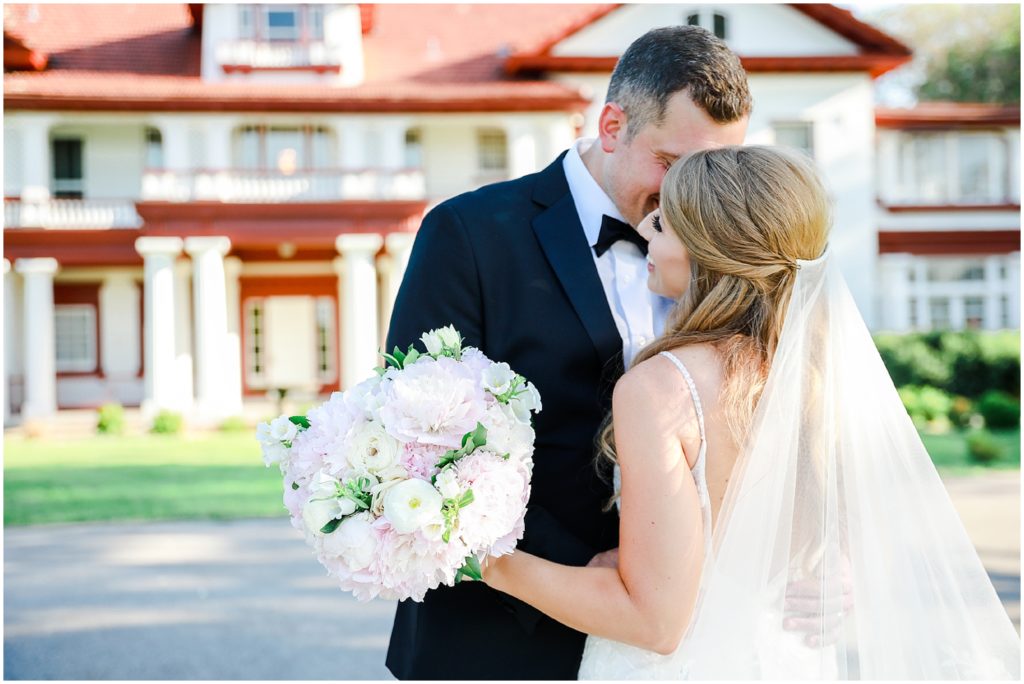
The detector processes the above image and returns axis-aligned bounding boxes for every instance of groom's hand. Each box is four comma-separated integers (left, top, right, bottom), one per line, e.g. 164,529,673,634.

586,548,619,569
782,558,854,648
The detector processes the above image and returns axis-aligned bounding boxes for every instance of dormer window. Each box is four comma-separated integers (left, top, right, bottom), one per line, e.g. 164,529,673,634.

237,5,324,44
266,6,300,42
686,9,728,40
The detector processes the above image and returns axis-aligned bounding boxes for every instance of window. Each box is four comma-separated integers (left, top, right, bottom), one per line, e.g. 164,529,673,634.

926,258,986,282
908,297,918,328
929,297,951,329
773,122,814,158
315,297,336,383
239,5,255,39
55,305,97,372
144,127,163,169
245,299,265,386
235,125,334,171
964,297,985,330
52,138,83,199
895,132,1008,204
686,10,728,39
404,128,423,169
477,129,508,173
1000,295,1010,328
264,6,300,41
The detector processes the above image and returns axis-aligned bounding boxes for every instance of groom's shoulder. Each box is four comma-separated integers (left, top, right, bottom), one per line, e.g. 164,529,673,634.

431,157,566,231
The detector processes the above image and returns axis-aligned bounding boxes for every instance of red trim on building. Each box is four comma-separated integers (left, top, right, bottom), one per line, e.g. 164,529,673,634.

878,230,1021,255
238,275,342,396
876,104,1021,129
53,282,103,378
221,64,342,75
359,5,375,35
506,54,912,77
880,202,1022,213
4,229,144,266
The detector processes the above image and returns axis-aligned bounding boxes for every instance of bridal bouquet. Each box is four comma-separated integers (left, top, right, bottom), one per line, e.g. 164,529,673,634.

256,326,540,602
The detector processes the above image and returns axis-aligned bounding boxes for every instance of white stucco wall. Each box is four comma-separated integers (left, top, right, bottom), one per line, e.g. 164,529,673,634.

553,4,858,57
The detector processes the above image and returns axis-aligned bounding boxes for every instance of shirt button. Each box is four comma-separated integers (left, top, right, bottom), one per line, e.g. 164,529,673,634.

637,336,648,346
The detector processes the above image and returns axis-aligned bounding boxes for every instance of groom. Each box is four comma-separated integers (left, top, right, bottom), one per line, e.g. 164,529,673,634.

384,26,750,679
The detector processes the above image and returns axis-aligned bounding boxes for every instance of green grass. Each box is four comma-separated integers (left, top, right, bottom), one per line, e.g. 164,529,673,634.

4,433,287,526
919,428,1021,475
4,427,1021,526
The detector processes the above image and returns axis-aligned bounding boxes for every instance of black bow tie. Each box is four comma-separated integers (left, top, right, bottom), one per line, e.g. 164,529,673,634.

593,215,648,257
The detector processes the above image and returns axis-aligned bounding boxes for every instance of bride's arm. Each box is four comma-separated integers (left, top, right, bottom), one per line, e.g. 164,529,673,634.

484,359,706,655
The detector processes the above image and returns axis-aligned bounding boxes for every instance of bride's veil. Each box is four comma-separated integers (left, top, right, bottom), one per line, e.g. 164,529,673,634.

675,250,1020,679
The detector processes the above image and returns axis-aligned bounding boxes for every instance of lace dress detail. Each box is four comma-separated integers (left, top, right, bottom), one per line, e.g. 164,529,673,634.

578,351,713,680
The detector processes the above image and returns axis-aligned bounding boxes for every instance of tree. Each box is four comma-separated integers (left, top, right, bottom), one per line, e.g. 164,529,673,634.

861,4,1020,105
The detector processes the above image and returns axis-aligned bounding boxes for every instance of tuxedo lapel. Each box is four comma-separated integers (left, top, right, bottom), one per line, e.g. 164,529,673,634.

530,157,622,369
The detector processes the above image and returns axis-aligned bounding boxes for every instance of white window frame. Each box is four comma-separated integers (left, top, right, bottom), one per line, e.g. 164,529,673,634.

263,5,301,42
55,304,97,373
476,128,508,173
685,8,729,39
772,121,815,159
245,298,266,388
315,296,337,384
894,131,1009,205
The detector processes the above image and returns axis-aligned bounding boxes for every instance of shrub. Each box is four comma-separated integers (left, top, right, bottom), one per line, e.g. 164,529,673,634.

151,410,184,435
966,430,1006,464
875,334,951,388
947,396,976,430
978,391,1021,429
96,402,125,435
898,385,954,425
219,416,249,433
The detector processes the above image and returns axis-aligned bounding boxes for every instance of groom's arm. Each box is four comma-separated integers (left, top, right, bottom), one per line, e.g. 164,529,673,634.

387,199,602,634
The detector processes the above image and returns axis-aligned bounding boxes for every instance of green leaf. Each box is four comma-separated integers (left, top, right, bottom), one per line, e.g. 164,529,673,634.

470,423,488,448
405,348,421,366
291,482,300,490
320,518,343,534
382,352,403,370
455,555,483,583
392,346,407,365
373,366,386,377
289,415,311,429
459,488,475,508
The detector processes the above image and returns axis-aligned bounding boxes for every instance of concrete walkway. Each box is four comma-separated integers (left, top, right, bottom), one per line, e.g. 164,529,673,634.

4,471,1019,680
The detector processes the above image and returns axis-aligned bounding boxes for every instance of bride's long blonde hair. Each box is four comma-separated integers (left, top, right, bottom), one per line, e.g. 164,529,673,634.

597,145,831,499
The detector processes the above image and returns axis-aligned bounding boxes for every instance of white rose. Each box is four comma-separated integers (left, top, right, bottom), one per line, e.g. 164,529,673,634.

434,468,462,500
420,330,444,356
347,421,400,473
269,415,298,443
321,512,378,571
482,362,516,396
383,479,444,534
303,495,356,536
510,382,542,422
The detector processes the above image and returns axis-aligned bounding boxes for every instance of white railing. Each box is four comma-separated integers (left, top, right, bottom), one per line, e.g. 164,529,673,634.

4,199,142,229
140,169,427,203
216,40,340,69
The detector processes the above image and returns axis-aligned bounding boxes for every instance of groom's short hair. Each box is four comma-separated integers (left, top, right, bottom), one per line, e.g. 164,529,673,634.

607,25,752,140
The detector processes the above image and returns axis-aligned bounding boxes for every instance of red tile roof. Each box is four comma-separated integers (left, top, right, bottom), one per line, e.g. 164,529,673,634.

4,3,912,112
876,103,1021,128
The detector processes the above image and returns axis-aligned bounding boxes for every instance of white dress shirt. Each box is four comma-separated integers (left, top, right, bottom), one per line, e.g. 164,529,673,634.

562,138,674,369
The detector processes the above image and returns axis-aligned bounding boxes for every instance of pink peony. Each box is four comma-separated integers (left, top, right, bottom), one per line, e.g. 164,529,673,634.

452,450,530,552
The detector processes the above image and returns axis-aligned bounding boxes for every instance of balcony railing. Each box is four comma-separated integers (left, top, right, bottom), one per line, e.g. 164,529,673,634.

216,40,341,71
4,199,142,229
140,168,426,203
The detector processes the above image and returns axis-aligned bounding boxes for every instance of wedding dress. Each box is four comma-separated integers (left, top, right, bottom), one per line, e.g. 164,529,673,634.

576,251,1020,680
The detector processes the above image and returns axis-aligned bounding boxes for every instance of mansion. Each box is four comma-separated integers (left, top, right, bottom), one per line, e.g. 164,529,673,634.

3,3,1020,425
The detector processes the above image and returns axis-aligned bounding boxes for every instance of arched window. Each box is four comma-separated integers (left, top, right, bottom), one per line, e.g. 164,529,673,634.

685,9,728,40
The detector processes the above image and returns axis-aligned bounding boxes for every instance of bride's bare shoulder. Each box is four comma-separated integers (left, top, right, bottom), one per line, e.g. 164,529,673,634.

616,344,723,411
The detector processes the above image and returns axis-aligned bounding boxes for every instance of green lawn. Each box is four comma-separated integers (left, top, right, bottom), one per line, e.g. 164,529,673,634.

3,428,1020,526
4,432,287,526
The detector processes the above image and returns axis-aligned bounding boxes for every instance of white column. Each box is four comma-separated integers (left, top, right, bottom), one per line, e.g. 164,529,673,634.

505,119,538,179
99,274,141,380
1008,252,1021,328
1008,131,1020,204
984,255,1003,331
4,259,13,425
136,237,184,416
14,258,59,422
173,259,195,411
152,116,191,172
338,119,368,169
880,253,912,331
184,236,232,423
20,115,56,202
378,119,409,171
912,258,931,330
335,233,384,389
205,117,236,170
380,232,416,345
548,117,576,161
223,256,244,417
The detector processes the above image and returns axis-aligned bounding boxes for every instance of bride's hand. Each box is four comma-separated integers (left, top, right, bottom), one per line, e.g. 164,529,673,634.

586,548,620,569
783,559,854,648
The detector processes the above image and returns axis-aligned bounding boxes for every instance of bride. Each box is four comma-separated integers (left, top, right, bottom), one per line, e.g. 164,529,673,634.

482,144,1021,679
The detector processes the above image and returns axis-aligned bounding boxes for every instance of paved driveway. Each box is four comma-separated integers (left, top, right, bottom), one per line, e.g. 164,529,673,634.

4,472,1019,679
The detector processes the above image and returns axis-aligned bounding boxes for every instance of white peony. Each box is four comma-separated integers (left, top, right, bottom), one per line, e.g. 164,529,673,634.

383,479,444,534
482,362,516,396
268,415,299,443
346,421,400,474
321,512,378,571
510,381,543,422
483,402,536,461
378,357,486,448
260,439,290,467
344,375,385,420
420,330,444,356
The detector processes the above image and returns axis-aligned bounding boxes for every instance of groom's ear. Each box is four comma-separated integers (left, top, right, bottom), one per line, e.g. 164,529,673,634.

597,102,628,153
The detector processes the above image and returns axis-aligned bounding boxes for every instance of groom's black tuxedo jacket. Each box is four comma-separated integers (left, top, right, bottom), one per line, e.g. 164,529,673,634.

384,152,624,680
